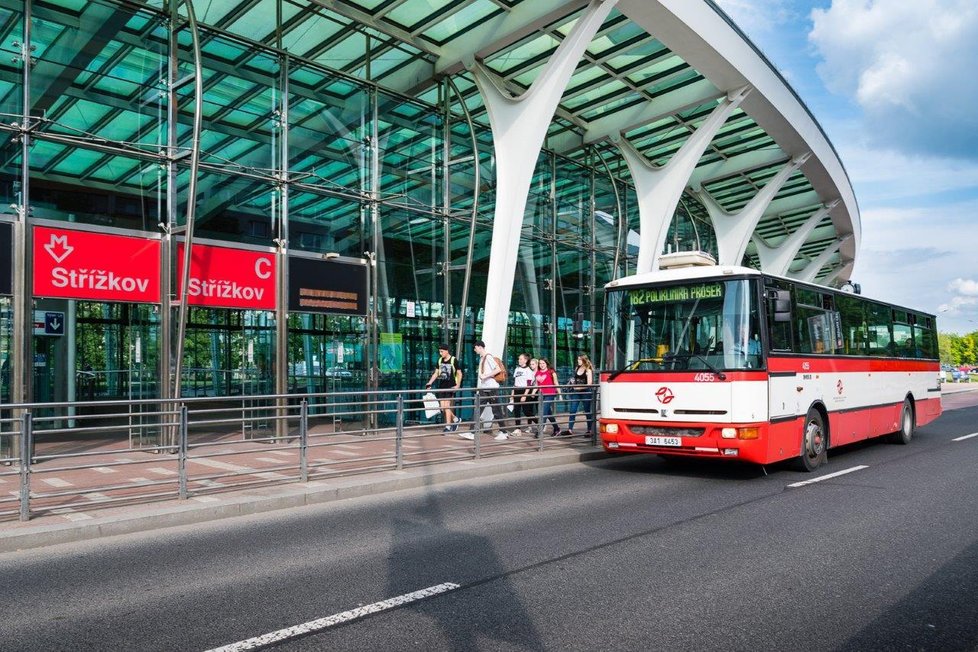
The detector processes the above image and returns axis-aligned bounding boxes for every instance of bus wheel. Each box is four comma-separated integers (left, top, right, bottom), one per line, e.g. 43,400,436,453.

794,408,827,472
888,399,914,445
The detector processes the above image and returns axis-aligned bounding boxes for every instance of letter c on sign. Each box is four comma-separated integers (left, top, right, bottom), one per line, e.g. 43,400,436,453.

255,257,272,280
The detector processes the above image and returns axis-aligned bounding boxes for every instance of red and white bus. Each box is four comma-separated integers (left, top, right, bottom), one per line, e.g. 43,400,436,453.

598,265,942,471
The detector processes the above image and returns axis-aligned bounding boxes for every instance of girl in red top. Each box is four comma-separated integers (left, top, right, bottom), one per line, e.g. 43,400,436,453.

532,358,561,437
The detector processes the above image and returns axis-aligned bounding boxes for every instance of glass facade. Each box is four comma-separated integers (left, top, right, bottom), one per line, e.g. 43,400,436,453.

0,0,734,409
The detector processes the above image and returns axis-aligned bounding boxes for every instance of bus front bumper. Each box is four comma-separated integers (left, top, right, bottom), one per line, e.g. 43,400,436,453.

599,419,769,463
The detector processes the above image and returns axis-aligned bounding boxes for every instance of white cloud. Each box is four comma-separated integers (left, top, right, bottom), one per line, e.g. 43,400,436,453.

949,278,978,296
809,0,978,159
714,0,793,35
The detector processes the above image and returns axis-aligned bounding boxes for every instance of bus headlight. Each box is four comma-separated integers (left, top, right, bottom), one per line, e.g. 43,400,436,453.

721,427,737,439
602,423,619,434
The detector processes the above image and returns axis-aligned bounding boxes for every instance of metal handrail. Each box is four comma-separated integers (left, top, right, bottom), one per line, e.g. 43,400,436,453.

4,383,600,522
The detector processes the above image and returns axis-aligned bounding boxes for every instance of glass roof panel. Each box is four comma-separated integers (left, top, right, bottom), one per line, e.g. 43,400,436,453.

197,0,245,26
85,155,142,184
282,13,345,56
313,31,367,70
230,0,301,43
407,0,501,39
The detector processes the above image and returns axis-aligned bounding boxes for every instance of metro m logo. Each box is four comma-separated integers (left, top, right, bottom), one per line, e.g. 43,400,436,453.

44,234,74,263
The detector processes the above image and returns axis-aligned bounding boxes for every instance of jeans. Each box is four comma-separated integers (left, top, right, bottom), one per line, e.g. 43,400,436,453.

566,389,595,434
538,394,558,433
512,388,536,425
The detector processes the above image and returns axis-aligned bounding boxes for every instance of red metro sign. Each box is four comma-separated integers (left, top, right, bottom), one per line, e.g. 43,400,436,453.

177,242,276,310
33,225,161,303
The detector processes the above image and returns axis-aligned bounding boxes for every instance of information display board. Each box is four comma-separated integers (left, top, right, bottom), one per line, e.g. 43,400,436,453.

288,256,367,316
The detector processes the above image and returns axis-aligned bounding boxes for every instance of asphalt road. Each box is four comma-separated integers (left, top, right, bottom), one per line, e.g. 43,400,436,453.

2,405,977,652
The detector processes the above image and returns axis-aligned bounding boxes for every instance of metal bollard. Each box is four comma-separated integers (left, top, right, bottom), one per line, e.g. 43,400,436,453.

19,411,32,522
300,400,309,482
178,405,189,499
395,394,404,469
473,390,481,459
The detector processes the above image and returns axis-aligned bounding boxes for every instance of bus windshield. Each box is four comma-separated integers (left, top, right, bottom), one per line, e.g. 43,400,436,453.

606,278,762,372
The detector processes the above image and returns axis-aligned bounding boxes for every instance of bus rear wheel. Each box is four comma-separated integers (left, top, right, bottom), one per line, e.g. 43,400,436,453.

888,399,914,445
794,408,827,472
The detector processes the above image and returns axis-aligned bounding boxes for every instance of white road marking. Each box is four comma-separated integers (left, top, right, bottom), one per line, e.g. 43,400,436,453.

788,465,869,488
204,582,461,652
268,450,293,457
192,495,221,503
254,472,288,480
189,458,250,472
40,477,73,488
92,467,117,474
83,492,109,501
952,432,978,442
255,457,284,464
149,467,178,476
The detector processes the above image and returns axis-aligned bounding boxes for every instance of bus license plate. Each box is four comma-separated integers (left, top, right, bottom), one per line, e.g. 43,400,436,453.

645,436,681,447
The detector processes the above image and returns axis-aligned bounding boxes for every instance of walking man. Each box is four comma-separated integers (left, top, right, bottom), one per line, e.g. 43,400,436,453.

425,344,462,433
473,340,509,440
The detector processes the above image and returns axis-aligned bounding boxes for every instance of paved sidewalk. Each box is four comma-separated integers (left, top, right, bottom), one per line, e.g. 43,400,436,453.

0,438,608,553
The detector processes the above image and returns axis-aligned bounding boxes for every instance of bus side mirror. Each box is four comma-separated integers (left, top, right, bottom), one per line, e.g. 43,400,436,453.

767,289,792,323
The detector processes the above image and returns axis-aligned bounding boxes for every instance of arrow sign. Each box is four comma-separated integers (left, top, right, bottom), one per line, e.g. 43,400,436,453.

34,310,65,336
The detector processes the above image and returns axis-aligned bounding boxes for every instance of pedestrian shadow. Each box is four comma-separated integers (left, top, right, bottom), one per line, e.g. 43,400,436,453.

384,474,545,651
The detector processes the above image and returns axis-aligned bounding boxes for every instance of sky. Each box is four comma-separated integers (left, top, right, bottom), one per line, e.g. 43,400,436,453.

713,0,978,334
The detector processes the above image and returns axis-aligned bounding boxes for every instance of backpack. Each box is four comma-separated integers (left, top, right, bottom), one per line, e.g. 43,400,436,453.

492,356,507,383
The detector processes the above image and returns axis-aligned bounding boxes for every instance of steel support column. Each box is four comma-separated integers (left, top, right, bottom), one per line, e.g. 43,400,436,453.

700,153,810,267
467,0,618,355
615,86,751,274
791,235,853,283
753,200,838,276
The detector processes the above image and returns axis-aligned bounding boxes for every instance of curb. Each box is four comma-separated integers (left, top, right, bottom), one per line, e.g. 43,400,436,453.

0,447,610,554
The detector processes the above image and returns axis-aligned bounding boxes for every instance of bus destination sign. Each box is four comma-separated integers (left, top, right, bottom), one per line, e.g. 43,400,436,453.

631,283,723,304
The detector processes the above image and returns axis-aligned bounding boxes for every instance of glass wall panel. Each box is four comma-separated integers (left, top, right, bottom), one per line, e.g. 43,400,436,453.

288,64,369,199
376,92,441,212
32,1,166,157
29,144,163,231
288,190,363,257
0,4,24,123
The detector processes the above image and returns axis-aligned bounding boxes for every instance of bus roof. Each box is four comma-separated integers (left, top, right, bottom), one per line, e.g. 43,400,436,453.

605,265,762,290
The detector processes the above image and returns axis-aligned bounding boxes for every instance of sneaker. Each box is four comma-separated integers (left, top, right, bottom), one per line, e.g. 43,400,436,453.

443,425,453,433
453,416,461,424
511,428,522,437
458,431,474,440
494,431,508,441
449,422,460,433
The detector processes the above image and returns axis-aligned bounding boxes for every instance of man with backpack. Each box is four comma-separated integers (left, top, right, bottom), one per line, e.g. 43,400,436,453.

470,340,509,440
425,344,463,433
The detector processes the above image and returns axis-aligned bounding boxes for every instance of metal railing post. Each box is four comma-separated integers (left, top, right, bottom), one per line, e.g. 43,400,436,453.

591,386,599,446
178,404,188,499
300,399,309,481
538,395,545,452
473,390,482,459
19,411,32,521
395,394,404,469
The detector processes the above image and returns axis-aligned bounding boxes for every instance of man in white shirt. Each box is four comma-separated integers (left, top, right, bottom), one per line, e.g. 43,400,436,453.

473,340,509,440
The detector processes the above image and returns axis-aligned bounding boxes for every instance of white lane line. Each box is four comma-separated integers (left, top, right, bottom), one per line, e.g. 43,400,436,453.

330,450,359,458
93,467,117,474
189,458,251,472
41,477,73,488
952,432,978,442
149,467,178,476
255,457,284,464
787,465,869,488
268,450,294,457
204,582,461,652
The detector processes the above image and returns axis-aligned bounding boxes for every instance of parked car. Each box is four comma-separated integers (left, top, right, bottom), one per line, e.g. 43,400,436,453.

325,366,353,379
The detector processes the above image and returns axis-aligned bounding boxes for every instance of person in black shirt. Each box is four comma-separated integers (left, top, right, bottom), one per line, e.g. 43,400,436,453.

425,344,463,433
